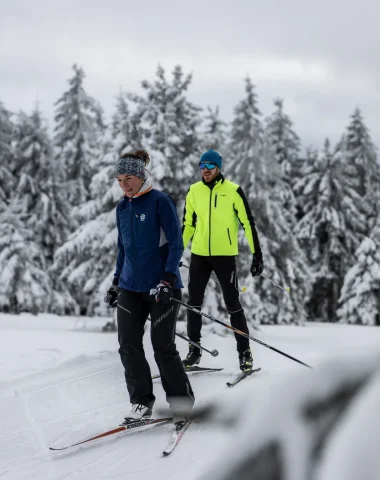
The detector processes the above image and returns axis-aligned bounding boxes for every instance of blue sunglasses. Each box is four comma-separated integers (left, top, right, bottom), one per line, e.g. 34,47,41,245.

199,163,217,170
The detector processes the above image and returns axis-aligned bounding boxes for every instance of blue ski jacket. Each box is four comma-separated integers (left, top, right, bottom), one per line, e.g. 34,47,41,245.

114,186,184,292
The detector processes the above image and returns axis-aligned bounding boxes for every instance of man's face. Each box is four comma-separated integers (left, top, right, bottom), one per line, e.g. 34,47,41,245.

117,174,143,197
200,163,219,183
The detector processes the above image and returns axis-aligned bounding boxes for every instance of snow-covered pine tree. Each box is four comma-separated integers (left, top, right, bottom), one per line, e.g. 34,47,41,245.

128,65,202,212
51,92,141,315
0,108,66,314
54,64,105,208
201,106,228,153
226,77,264,182
338,108,378,199
294,139,367,322
337,222,380,326
0,210,51,314
264,98,300,223
293,147,319,222
11,108,70,264
336,108,379,239
228,78,310,325
0,101,14,212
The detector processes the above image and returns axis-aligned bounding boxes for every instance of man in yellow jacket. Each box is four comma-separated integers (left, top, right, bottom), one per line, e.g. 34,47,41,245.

182,150,264,372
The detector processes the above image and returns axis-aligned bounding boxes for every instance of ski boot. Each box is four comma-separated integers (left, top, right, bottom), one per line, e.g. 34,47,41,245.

239,348,253,372
120,404,152,426
182,342,202,368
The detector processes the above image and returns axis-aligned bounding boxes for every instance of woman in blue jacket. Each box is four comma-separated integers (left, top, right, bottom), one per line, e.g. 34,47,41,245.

105,149,194,425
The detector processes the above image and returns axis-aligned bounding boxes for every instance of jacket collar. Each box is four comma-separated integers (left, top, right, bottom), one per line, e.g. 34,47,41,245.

133,178,153,197
202,172,224,189
124,178,153,199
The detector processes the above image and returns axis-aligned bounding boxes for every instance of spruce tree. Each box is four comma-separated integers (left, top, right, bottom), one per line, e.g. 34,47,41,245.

294,139,367,321
265,98,300,222
0,101,14,212
201,106,228,152
0,211,51,314
337,229,380,326
0,108,74,314
51,92,140,315
54,64,105,208
128,65,202,211
229,79,309,324
337,186,380,326
336,108,379,240
12,108,70,263
338,108,378,199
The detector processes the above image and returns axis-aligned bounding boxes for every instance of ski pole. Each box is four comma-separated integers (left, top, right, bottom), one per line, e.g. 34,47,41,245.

116,302,219,357
179,262,247,293
171,298,312,369
175,332,219,357
261,273,291,294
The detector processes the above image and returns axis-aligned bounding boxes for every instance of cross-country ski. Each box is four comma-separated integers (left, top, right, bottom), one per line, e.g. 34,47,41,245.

49,417,172,451
162,419,192,456
152,366,223,380
226,368,262,387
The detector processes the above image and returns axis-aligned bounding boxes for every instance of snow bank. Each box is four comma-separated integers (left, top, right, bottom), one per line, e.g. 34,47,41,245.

198,348,380,480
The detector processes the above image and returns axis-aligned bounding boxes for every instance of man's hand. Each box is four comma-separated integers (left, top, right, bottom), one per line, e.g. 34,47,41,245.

251,254,264,277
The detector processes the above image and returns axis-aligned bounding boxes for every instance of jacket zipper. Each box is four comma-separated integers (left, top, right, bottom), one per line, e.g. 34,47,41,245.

209,189,212,255
214,194,218,208
129,199,136,286
227,228,232,245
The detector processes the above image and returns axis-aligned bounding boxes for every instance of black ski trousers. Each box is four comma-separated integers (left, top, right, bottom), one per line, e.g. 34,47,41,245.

117,288,194,410
187,254,250,353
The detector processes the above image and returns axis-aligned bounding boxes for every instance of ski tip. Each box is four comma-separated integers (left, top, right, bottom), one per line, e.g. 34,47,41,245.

226,380,238,387
226,367,262,387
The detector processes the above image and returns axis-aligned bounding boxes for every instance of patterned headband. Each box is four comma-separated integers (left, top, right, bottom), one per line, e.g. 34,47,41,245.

115,157,146,179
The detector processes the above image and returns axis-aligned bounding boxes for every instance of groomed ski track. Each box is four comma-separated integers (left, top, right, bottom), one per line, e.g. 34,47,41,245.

1,314,378,479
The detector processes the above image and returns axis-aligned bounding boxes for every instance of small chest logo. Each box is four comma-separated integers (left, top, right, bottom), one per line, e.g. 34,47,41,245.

140,213,146,221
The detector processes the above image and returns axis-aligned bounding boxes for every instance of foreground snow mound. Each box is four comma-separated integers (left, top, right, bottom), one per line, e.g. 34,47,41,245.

199,349,380,480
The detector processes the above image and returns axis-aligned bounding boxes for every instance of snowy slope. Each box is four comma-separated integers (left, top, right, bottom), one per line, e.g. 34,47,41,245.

0,313,379,479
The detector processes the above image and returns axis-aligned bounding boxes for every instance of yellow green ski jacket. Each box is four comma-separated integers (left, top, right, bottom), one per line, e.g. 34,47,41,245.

182,175,261,256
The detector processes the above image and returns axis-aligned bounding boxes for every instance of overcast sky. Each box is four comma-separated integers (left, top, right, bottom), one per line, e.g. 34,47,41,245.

1,0,379,151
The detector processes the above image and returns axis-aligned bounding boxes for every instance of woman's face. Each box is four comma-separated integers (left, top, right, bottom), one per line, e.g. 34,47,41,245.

117,174,144,198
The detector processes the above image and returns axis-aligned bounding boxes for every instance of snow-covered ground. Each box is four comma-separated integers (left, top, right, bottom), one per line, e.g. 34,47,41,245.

1,313,379,480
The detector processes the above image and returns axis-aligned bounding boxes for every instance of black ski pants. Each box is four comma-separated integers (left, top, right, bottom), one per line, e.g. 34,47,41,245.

117,288,194,410
187,254,250,353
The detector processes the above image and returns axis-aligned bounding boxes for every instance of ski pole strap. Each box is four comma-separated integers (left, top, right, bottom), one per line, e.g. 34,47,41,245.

171,297,312,369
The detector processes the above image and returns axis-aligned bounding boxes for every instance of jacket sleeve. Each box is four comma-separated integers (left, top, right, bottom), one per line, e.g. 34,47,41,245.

114,204,125,281
157,195,184,276
182,188,196,249
234,186,262,258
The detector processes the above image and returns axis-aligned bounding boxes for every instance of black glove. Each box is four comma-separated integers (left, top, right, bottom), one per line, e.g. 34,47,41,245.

104,278,119,307
154,272,176,304
251,254,264,277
